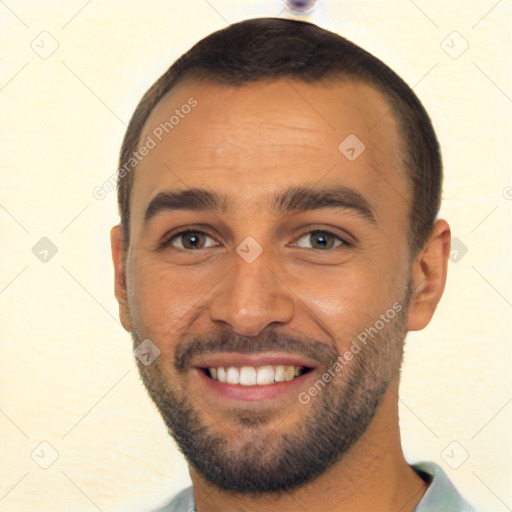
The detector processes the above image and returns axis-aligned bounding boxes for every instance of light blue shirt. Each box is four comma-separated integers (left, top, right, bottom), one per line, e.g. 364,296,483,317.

152,461,476,511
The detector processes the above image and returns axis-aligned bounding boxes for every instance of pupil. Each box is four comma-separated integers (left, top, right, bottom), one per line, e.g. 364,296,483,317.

185,233,201,249
181,232,334,250
312,232,331,249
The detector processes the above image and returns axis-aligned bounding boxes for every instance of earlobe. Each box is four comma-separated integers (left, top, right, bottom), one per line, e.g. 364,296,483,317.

110,225,133,332
406,219,451,331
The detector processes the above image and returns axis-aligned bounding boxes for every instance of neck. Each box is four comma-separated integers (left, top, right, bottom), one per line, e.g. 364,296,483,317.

189,380,428,512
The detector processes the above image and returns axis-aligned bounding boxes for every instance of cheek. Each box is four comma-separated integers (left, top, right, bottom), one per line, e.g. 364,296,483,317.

285,250,405,342
127,259,199,348
126,235,409,357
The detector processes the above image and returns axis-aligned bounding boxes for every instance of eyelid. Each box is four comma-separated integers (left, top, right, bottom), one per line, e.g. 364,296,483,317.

289,229,351,250
161,228,220,250
160,227,351,252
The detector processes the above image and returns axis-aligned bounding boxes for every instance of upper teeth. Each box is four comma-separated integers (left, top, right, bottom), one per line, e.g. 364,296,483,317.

209,365,303,385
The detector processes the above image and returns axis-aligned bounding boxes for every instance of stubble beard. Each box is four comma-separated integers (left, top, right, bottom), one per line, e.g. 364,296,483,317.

131,288,411,494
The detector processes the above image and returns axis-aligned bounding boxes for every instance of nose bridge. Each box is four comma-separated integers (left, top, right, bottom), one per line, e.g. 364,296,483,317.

209,251,295,336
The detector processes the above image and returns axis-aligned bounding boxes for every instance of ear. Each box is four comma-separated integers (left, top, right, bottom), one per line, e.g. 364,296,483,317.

407,219,451,331
110,224,133,332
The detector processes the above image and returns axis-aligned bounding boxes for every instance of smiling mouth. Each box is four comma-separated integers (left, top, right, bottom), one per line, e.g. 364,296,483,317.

199,365,312,386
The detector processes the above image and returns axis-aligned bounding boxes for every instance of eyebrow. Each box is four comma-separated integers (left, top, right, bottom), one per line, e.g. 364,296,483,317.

143,185,377,226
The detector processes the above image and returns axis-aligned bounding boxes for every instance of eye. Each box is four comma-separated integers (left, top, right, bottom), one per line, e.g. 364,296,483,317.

160,228,350,252
163,229,219,250
292,230,349,251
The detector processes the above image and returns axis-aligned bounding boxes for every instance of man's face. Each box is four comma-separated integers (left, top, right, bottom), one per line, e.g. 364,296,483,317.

118,79,415,492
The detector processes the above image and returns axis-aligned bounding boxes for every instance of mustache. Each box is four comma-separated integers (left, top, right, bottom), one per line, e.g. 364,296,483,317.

173,329,337,373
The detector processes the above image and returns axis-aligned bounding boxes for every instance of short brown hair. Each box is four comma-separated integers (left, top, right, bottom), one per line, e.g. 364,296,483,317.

117,17,442,259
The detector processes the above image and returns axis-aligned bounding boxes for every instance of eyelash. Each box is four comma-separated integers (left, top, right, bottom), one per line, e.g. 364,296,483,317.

159,228,352,252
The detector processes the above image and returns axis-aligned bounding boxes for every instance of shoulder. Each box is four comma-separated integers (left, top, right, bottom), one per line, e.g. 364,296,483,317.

412,461,477,512
150,486,195,512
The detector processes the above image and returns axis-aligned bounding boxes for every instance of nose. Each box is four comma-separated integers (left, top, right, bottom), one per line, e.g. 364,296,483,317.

209,254,295,337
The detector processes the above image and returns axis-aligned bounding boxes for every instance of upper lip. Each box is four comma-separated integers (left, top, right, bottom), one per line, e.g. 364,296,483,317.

192,352,318,370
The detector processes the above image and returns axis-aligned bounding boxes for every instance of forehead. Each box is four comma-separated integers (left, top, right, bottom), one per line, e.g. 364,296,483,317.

130,78,408,232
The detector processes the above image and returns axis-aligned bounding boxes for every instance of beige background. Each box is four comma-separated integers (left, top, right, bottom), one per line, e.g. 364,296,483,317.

1,1,511,511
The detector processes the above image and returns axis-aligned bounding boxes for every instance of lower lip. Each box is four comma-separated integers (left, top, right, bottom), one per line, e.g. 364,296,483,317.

194,368,315,402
